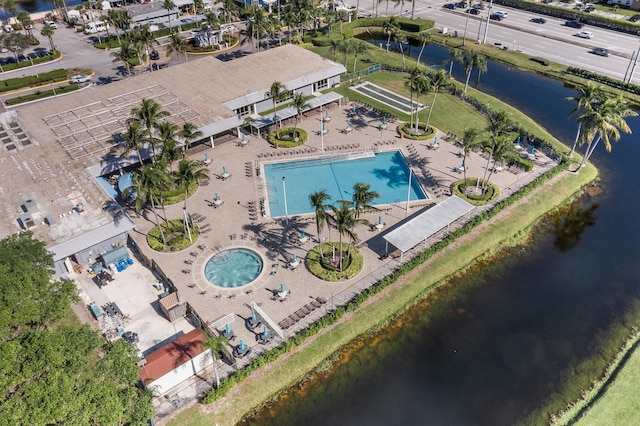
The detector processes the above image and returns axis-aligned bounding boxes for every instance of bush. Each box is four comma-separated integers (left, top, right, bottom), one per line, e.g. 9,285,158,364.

566,66,640,96
4,83,79,105
452,178,500,205
153,180,199,206
146,219,200,252
307,242,364,281
398,123,436,140
530,57,549,66
268,127,308,148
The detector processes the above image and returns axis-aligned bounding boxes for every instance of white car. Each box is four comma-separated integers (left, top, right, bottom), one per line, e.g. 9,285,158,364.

44,20,58,29
576,31,594,39
494,10,508,18
70,74,91,84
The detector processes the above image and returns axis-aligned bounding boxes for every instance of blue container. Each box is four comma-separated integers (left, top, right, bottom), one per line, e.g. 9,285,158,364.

127,258,134,265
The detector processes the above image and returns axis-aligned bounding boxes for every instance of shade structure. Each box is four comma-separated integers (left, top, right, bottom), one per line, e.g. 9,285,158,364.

383,196,474,253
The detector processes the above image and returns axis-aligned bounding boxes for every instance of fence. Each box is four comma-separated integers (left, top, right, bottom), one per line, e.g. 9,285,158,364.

341,63,381,82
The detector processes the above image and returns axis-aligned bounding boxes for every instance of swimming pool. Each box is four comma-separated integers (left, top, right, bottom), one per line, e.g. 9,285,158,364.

263,151,427,217
204,248,264,288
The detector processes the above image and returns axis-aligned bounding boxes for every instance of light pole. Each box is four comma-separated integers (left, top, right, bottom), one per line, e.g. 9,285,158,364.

463,7,471,46
405,168,412,217
320,106,325,152
282,176,289,225
482,0,494,44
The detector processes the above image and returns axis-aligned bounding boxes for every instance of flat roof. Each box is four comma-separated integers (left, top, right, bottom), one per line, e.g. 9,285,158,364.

383,196,475,252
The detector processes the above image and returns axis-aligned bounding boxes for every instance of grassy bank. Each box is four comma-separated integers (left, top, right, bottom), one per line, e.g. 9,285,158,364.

170,160,597,425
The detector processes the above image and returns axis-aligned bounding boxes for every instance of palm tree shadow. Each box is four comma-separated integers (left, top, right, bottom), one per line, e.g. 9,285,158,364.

546,200,599,253
371,152,413,189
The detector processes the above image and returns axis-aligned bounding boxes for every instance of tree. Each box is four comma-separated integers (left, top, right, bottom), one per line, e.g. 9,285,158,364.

17,11,32,37
129,98,170,160
448,47,463,76
577,94,637,169
330,200,366,272
309,190,332,260
416,31,431,67
166,30,189,62
463,51,486,94
132,165,173,246
156,120,182,168
337,38,352,68
460,127,481,190
122,120,148,165
486,110,511,138
2,32,29,62
292,92,311,133
201,333,231,389
176,159,209,240
131,25,158,70
269,80,286,135
163,0,177,31
393,32,408,70
405,68,427,130
329,38,341,62
565,82,603,157
352,182,380,219
482,136,514,192
243,8,271,51
105,9,123,44
350,39,368,72
179,122,203,151
219,0,239,24
336,9,349,34
323,9,336,35
424,69,451,130
40,23,56,51
382,16,399,53
110,39,137,76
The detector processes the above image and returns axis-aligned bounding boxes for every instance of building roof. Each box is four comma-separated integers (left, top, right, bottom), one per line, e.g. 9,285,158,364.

139,328,207,383
383,196,475,252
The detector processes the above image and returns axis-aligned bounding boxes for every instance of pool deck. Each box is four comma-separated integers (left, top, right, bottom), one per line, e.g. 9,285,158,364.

121,101,556,407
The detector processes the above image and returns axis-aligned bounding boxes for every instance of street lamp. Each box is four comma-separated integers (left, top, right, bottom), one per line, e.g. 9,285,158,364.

482,0,494,44
282,176,289,225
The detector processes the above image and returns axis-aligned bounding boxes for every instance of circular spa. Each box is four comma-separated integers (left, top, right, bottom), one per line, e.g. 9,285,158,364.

204,248,264,288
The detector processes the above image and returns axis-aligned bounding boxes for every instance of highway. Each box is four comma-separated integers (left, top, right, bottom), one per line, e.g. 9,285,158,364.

357,0,640,84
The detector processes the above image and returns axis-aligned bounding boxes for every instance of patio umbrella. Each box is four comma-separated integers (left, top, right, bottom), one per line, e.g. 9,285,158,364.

225,324,231,334
280,283,285,293
263,325,269,336
215,192,220,201
292,253,297,264
433,137,438,145
239,339,245,350
351,104,356,114
242,133,245,142
515,136,521,146
223,166,227,175
325,110,329,120
346,119,351,129
301,230,305,239
378,216,383,225
382,116,387,125
530,146,535,154
251,307,256,321
322,122,326,133
204,152,209,162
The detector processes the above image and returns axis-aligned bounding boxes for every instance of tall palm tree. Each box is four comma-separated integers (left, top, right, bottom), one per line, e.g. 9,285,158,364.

336,9,349,34
17,11,32,37
323,9,336,35
393,32,408,70
292,92,311,133
482,136,514,192
565,82,603,157
201,333,231,389
463,51,486,94
448,47,463,76
243,8,270,51
162,0,177,31
424,69,450,130
330,200,359,272
132,165,173,246
166,30,189,62
405,68,423,130
337,38,352,68
219,0,239,24
460,127,481,190
350,39,368,72
177,159,209,240
577,95,637,169
269,80,286,136
352,182,380,219
179,122,203,151
110,39,138,76
382,16,399,52
329,38,341,62
486,110,511,138
309,190,332,259
156,120,182,168
129,99,170,160
105,9,123,44
132,25,158,70
40,24,56,51
122,120,148,165
415,31,431,67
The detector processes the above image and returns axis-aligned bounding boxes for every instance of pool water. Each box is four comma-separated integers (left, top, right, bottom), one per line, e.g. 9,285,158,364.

204,248,264,288
264,151,427,217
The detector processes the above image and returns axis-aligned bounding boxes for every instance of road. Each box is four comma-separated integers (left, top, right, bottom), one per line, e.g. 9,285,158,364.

357,0,640,84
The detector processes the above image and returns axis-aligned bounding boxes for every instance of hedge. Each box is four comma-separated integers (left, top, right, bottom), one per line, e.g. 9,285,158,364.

306,242,364,281
398,123,435,140
566,66,640,96
0,50,61,73
4,83,79,105
268,127,308,148
452,178,500,205
0,68,68,92
146,219,200,252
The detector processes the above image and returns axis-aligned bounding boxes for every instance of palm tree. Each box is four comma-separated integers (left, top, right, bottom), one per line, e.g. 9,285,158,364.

448,47,463,76
269,80,286,136
382,16,399,52
166,30,189,62
577,95,637,169
415,31,431,67
292,92,311,133
40,24,56,51
424,69,450,130
122,120,148,165
110,39,138,76
179,122,203,151
330,200,359,272
156,120,182,168
243,8,270,52
132,165,173,246
329,38,341,62
486,110,511,138
337,39,352,68
350,39,368,72
482,136,514,192
219,0,239,24
177,159,209,240
336,10,349,35
565,82,603,157
162,0,177,31
463,51,486,94
105,9,123,44
129,98,170,160
352,182,379,219
201,333,231,389
132,25,158,70
17,11,32,37
323,9,336,35
309,190,332,259
460,127,481,190
394,32,408,70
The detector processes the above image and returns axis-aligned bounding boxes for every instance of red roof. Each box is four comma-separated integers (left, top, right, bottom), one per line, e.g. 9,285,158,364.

139,328,206,384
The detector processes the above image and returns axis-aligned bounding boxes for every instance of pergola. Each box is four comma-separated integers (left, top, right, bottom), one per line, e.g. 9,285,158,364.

382,196,475,261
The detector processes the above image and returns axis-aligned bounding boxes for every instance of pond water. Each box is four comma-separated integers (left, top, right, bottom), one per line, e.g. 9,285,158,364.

240,44,640,425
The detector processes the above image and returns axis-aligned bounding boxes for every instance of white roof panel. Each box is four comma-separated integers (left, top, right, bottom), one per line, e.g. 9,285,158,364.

383,196,474,252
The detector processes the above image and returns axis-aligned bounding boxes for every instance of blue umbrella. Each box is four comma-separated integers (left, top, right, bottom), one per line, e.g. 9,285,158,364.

346,119,351,129
204,152,209,162
516,136,521,146
301,230,305,239
280,283,285,293
433,137,438,145
223,166,227,175
239,339,245,350
215,192,219,201
251,307,256,321
263,325,269,336
378,216,383,225
322,122,326,132
351,104,356,114
293,253,297,263
225,324,231,334
325,110,329,119
530,146,535,154
382,116,387,125
242,133,245,141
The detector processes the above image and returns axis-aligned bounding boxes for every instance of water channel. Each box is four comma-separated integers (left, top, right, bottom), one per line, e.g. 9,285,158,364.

241,44,640,425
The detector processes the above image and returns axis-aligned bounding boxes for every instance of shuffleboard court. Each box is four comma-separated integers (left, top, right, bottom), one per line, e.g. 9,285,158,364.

350,81,426,115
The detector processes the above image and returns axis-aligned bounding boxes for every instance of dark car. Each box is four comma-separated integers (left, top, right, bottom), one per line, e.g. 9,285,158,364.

490,12,505,21
457,1,468,7
592,48,609,57
150,50,159,60
443,3,457,9
468,7,481,14
630,14,640,22
584,5,595,12
530,17,547,24
566,20,584,28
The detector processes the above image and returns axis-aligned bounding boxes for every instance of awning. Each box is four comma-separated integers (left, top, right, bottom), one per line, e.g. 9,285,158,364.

250,92,343,130
383,196,474,253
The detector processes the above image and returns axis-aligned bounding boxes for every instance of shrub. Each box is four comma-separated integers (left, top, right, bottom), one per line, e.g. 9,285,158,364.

268,127,308,148
398,123,436,140
146,219,200,252
452,178,500,205
307,242,364,281
530,57,549,66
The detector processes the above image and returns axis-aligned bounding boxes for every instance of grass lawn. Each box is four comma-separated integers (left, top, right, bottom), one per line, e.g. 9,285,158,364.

573,343,640,425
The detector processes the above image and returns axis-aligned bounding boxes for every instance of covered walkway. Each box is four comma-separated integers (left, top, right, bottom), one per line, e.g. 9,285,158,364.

249,92,343,132
382,196,475,260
